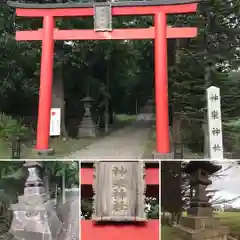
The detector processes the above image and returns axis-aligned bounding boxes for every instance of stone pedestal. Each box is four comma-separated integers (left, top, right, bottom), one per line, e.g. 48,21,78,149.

173,142,184,159
174,161,231,240
57,196,79,240
9,162,62,240
78,96,97,137
137,99,154,122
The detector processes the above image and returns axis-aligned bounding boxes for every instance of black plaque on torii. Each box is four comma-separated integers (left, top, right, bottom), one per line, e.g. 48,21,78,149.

94,2,112,32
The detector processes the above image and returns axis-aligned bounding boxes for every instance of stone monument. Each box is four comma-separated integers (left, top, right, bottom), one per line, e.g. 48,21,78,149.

93,161,146,222
57,197,79,240
137,99,154,122
174,161,231,240
9,161,62,240
78,96,97,137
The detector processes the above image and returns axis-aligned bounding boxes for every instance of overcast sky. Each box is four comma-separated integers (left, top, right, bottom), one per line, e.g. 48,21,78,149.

210,161,240,207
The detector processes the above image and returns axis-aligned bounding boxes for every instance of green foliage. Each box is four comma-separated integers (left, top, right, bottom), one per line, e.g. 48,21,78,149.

0,161,23,179
0,113,31,140
145,197,159,219
225,120,240,131
81,198,93,219
43,161,79,188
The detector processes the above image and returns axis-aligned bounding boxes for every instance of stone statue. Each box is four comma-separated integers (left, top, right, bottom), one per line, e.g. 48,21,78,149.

57,197,79,240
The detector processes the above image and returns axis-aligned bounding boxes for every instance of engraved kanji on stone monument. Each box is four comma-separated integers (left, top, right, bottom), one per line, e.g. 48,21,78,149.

93,162,146,222
207,86,223,159
112,165,128,216
94,3,112,32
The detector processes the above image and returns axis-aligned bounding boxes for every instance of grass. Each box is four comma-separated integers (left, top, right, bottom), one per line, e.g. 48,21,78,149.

161,225,176,240
161,212,240,239
0,137,96,159
115,114,137,122
217,212,240,238
0,114,136,159
141,125,202,159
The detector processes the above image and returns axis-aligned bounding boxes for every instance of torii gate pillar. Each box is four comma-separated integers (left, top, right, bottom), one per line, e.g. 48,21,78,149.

37,16,55,152
154,12,169,154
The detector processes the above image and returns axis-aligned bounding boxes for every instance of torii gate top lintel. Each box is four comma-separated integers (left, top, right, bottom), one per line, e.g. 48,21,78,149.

7,0,199,17
8,0,199,9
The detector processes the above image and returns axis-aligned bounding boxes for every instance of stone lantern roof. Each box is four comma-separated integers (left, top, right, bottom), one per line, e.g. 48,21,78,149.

184,161,221,175
80,96,94,102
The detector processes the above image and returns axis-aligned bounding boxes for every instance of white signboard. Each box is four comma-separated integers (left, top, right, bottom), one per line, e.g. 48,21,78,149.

207,86,223,159
50,108,61,136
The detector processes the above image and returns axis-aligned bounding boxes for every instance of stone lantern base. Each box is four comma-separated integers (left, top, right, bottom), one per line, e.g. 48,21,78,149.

78,116,97,137
174,216,230,240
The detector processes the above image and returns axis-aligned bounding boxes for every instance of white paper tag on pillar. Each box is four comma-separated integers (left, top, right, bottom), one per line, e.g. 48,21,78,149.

50,108,61,136
207,86,223,159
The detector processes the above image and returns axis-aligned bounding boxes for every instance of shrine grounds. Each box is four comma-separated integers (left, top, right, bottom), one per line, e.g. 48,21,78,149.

161,212,240,239
0,114,136,159
0,108,240,160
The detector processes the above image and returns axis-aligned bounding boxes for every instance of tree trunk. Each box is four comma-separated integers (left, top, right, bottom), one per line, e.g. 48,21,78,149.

203,11,212,159
108,100,113,124
52,61,68,137
172,39,182,149
162,211,165,225
203,122,209,158
43,170,50,195
104,106,109,133
173,113,181,144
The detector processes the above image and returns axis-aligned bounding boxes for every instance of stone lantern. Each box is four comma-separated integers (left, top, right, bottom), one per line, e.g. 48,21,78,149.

186,161,220,216
174,161,230,240
78,96,97,137
9,161,62,240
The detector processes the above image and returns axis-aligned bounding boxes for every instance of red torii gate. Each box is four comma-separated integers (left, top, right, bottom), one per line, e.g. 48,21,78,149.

7,0,199,155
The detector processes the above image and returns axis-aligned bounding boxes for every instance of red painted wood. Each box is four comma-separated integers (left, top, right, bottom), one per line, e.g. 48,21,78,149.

154,13,169,153
81,220,159,240
36,16,55,151
15,3,197,17
15,27,197,41
81,168,159,185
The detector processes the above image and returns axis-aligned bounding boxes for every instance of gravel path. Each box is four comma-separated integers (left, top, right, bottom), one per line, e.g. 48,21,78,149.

65,120,152,160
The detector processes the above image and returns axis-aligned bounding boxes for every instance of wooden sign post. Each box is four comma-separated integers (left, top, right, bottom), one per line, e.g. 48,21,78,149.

50,108,61,136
